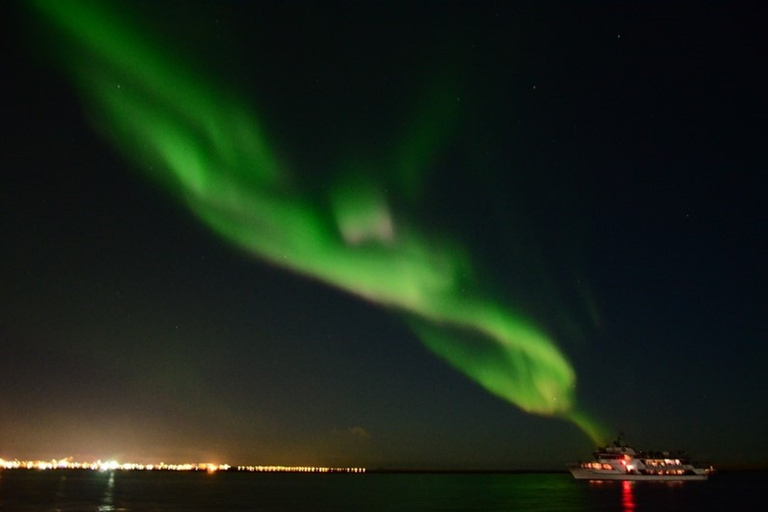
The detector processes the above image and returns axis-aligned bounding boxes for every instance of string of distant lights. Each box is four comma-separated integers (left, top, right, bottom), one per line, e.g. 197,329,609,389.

29,0,606,444
0,458,365,473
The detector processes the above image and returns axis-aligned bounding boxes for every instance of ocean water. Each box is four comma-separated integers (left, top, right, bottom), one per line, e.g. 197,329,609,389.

0,470,765,511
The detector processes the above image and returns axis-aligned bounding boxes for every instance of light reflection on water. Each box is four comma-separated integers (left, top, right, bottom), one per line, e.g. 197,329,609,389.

621,480,635,511
54,472,68,505
98,471,115,512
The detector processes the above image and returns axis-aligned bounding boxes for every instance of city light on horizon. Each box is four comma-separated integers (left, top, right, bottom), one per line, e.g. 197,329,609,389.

0,457,365,474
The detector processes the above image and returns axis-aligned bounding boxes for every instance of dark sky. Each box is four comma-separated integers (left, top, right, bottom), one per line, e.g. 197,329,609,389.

2,1,766,469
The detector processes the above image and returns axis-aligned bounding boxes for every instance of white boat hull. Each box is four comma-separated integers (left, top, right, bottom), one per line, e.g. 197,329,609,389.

569,467,708,481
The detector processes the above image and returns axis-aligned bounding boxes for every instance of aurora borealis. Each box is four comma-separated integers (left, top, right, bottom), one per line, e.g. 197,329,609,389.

2,1,766,469
26,0,604,440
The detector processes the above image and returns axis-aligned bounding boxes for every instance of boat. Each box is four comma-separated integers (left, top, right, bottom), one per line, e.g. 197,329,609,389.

568,434,714,481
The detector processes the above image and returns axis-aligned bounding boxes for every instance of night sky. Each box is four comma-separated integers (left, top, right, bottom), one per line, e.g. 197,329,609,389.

2,1,766,470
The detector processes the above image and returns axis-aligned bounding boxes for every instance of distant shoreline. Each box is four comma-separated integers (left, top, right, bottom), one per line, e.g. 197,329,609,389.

2,465,766,474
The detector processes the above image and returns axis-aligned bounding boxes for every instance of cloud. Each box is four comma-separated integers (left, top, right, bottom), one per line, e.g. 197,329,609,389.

346,426,371,440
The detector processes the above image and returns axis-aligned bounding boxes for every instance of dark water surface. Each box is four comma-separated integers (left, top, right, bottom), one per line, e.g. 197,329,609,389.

1,470,764,511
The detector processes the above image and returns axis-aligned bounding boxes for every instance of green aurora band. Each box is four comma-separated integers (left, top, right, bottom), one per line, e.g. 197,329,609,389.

30,0,606,445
